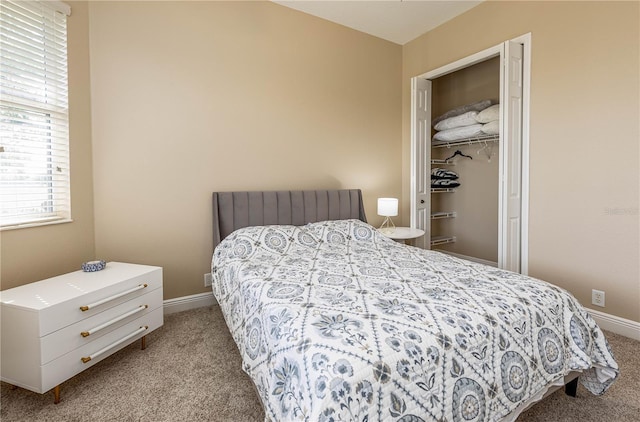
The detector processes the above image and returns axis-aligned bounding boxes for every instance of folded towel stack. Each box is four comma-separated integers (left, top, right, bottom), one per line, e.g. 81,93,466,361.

431,168,458,180
431,168,460,188
432,179,461,188
432,100,499,143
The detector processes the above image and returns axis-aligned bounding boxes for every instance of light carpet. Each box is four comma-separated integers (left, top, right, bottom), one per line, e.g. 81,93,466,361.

1,306,638,421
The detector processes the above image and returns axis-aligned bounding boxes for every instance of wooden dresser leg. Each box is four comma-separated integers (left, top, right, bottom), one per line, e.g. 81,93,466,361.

53,385,61,404
141,335,146,350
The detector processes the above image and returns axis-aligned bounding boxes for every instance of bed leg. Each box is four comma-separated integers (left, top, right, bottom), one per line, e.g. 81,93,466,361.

565,377,578,397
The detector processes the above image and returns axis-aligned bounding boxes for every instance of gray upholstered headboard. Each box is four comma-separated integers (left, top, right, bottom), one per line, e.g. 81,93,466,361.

212,189,367,249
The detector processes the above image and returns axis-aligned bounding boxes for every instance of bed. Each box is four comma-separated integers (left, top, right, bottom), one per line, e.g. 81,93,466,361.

210,189,618,421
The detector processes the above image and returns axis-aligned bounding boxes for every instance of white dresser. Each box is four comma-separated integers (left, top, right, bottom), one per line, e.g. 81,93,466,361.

0,262,163,403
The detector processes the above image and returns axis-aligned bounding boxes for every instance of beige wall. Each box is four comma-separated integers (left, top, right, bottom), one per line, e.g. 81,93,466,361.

88,1,402,300
2,1,637,327
402,1,639,322
0,2,95,290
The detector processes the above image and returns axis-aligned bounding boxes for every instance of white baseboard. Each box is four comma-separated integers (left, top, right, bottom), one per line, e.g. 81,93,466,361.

161,292,639,341
163,292,217,315
437,250,498,267
587,308,640,341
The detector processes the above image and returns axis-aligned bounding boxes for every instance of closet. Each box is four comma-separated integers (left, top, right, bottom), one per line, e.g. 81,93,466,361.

410,37,529,273
429,57,500,264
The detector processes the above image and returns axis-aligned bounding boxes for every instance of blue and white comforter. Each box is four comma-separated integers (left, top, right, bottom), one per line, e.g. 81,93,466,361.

212,219,618,422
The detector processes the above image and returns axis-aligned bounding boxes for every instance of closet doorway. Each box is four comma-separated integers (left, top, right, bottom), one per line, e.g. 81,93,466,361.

410,34,530,274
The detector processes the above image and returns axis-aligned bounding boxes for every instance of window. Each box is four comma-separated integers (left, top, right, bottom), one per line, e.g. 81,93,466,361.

0,0,71,229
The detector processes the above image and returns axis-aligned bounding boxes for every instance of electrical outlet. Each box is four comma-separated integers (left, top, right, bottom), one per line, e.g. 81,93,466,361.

204,273,213,287
592,289,605,307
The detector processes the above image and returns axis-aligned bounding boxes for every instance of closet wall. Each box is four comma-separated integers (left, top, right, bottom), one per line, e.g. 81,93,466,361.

430,57,500,263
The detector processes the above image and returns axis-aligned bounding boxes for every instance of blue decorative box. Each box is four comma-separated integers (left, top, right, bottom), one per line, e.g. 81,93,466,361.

81,260,106,272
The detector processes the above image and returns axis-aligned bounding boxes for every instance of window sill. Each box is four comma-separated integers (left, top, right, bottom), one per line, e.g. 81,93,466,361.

1,218,74,231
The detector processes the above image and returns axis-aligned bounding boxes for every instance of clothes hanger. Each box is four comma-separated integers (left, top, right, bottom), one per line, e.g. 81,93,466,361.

477,141,495,162
445,149,473,161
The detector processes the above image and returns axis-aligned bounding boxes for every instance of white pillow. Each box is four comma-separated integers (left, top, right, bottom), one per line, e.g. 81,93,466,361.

432,99,494,127
475,104,500,123
433,124,483,142
481,120,500,135
434,111,479,131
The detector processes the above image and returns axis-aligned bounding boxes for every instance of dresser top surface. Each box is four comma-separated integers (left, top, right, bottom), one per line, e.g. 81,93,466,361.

0,262,161,310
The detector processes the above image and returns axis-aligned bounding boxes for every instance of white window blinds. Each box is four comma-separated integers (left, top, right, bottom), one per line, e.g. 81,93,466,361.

0,0,71,229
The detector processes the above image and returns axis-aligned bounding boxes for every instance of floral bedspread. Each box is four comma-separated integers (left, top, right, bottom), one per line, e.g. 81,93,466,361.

212,219,618,422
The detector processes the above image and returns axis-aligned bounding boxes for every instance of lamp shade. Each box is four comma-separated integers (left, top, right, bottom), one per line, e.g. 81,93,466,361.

377,198,398,217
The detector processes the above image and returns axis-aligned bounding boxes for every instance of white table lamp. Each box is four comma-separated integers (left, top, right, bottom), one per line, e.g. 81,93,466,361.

378,197,398,234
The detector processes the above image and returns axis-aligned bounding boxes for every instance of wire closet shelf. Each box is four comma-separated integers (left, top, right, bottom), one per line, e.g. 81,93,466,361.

431,134,499,149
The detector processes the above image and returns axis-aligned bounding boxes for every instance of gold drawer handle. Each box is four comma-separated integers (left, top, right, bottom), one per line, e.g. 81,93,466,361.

80,284,148,312
81,326,148,363
80,305,148,337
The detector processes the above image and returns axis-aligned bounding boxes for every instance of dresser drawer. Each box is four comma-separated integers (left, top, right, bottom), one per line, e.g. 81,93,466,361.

38,267,162,336
40,307,163,393
40,287,162,365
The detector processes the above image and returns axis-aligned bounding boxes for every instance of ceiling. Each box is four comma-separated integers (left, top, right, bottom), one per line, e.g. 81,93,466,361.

273,0,483,45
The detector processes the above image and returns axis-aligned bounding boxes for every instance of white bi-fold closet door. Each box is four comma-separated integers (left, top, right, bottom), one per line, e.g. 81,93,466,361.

410,35,530,274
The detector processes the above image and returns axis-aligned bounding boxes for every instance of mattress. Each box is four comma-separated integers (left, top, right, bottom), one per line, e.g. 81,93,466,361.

211,219,618,421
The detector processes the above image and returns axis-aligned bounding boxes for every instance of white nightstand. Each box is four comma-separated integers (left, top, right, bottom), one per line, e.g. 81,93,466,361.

0,262,163,404
379,227,426,242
